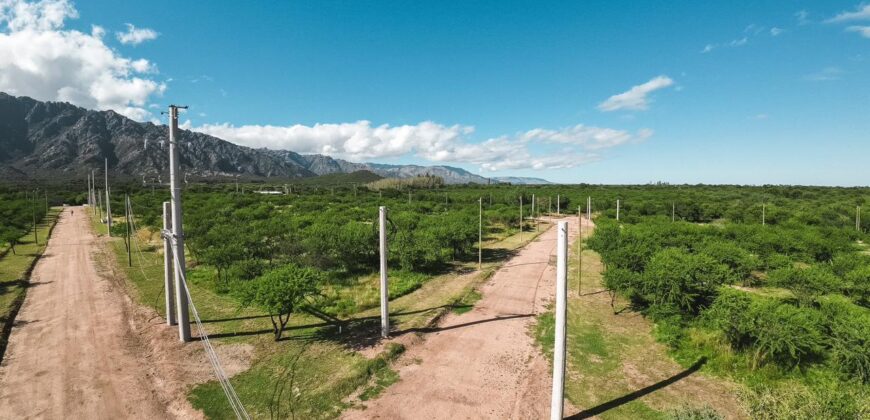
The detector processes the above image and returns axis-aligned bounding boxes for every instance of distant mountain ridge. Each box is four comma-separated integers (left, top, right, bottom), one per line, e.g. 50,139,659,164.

492,176,553,185
0,93,494,184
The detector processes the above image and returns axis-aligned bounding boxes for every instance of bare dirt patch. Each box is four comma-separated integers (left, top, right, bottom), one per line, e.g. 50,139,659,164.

0,207,253,419
0,208,173,418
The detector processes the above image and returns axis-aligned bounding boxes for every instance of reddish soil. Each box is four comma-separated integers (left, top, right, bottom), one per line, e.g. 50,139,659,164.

344,216,588,419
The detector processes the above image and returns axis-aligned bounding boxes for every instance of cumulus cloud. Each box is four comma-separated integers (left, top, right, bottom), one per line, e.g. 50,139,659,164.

191,120,651,172
116,23,157,45
0,0,165,120
847,25,870,37
597,76,674,112
826,4,870,23
770,27,784,36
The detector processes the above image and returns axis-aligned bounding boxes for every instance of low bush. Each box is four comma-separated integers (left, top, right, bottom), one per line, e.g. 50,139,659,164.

817,295,870,383
706,289,824,369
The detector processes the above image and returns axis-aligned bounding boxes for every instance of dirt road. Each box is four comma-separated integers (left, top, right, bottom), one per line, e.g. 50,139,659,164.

344,217,586,419
0,207,169,419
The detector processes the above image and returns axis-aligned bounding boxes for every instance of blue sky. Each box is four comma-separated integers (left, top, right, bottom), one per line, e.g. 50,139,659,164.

2,1,869,185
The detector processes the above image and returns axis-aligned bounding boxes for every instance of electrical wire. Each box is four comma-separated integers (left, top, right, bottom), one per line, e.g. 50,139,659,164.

127,199,249,419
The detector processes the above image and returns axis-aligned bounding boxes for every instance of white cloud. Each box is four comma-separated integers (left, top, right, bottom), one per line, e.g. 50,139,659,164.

0,0,75,31
115,23,157,45
751,113,769,120
846,25,870,38
796,10,810,25
730,37,748,47
597,76,674,112
804,66,844,81
826,4,870,23
770,27,784,36
0,0,165,120
191,121,651,172
702,36,751,53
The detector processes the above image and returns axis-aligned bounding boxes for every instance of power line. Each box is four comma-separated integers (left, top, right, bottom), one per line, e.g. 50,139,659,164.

171,249,250,419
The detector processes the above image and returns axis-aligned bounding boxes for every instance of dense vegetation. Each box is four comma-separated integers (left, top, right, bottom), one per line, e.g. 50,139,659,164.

0,191,49,255
3,177,867,417
585,186,869,418
116,181,543,327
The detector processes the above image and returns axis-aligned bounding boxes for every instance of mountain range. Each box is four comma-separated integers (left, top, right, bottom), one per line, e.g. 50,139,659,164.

0,93,547,185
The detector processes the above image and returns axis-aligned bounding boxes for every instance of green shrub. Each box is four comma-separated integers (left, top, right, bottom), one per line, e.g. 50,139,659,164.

818,295,870,383
768,266,844,305
699,240,760,281
642,249,731,314
707,290,824,369
742,380,868,420
704,288,754,349
667,405,723,420
745,300,824,368
844,266,870,307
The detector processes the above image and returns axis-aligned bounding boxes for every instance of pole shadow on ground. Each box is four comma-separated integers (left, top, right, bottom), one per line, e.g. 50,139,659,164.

565,357,708,419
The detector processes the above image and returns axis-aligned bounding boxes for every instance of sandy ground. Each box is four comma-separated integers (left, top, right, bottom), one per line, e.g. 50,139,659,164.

0,207,191,419
344,216,586,420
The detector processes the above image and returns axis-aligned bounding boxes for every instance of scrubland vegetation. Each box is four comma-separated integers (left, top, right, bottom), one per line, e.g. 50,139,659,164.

2,179,867,418
585,186,869,418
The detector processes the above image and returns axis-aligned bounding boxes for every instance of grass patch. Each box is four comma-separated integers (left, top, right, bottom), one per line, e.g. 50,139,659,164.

0,208,60,362
189,342,405,419
451,289,482,314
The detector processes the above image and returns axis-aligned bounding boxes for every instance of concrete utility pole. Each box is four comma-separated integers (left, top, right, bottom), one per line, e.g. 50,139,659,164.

92,171,97,216
672,202,676,222
31,191,37,244
519,195,524,241
162,202,176,326
548,196,552,215
557,194,560,215
478,197,483,271
379,206,390,338
86,174,91,207
616,199,620,221
168,105,191,342
858,206,862,232
762,203,766,226
532,194,537,231
578,207,582,293
586,196,591,221
125,195,132,267
105,158,112,236
98,189,103,223
550,221,568,420
531,194,537,218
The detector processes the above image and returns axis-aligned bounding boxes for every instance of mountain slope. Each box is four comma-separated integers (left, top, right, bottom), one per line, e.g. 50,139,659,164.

491,176,553,185
0,93,314,179
0,93,495,184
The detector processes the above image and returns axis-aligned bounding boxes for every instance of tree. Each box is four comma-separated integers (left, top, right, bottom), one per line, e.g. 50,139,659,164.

0,227,23,255
236,264,321,341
